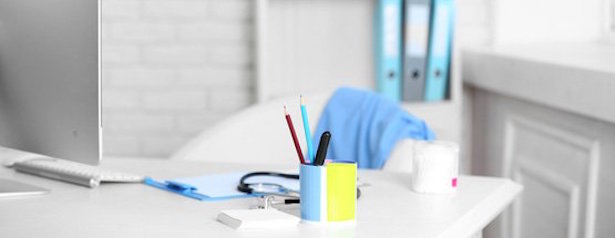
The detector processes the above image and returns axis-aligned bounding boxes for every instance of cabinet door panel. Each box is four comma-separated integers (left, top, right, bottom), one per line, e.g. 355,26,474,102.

502,116,598,238
469,90,615,238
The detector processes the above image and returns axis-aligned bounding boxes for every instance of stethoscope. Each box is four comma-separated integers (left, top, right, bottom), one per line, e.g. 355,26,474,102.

237,171,361,205
237,171,301,204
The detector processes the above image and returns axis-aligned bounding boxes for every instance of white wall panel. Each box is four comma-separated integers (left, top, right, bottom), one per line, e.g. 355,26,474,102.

492,0,604,44
258,0,375,101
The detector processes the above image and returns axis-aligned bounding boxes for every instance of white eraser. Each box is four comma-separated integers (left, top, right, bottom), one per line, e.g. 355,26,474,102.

217,209,300,230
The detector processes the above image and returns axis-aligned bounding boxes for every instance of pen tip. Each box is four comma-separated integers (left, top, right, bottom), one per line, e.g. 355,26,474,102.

283,105,288,115
300,95,304,105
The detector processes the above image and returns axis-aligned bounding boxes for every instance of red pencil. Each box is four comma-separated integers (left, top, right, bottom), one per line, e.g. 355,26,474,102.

284,105,306,164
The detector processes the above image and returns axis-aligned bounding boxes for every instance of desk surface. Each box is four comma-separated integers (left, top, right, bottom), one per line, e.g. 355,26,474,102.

0,159,521,238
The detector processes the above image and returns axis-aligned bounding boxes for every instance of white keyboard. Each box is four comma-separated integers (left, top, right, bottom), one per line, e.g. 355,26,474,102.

13,158,144,188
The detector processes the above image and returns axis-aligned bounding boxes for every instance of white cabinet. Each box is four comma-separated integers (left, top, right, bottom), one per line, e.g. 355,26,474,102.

464,45,615,238
470,90,615,238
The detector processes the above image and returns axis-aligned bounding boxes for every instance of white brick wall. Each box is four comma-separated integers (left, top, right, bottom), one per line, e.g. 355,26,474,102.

102,0,254,158
101,0,488,158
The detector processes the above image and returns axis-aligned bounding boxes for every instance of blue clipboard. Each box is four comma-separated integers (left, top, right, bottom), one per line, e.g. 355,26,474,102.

144,172,300,201
144,177,256,201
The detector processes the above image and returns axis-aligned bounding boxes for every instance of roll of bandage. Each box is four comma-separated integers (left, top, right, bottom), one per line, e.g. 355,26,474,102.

411,140,459,194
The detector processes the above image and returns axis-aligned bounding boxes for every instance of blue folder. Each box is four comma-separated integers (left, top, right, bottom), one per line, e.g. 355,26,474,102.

375,0,403,102
402,0,432,101
424,0,454,101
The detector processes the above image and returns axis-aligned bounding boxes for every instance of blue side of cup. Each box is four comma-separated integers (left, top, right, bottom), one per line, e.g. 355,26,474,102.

300,164,324,222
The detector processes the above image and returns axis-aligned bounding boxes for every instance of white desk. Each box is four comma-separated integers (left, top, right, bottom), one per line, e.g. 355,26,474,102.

0,159,521,238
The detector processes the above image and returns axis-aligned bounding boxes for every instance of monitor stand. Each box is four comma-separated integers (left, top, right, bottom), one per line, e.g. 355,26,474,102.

0,147,49,197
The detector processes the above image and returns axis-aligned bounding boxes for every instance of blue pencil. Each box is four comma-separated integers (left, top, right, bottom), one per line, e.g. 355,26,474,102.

300,95,315,163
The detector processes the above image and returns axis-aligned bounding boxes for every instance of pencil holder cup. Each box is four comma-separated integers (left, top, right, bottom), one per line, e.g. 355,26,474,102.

300,162,357,223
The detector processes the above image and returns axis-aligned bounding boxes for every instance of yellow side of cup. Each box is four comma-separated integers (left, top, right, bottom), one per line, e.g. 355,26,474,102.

326,162,357,221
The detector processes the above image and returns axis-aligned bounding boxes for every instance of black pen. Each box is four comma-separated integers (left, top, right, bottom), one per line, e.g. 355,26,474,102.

313,131,331,166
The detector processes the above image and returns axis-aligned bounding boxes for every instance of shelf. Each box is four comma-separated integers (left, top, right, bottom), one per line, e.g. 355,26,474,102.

253,0,463,152
463,43,615,124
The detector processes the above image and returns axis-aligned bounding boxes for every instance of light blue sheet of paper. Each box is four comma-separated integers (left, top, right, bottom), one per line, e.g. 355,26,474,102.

171,171,300,199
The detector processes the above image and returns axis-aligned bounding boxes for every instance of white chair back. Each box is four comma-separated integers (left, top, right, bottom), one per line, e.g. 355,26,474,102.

172,91,415,173
171,93,330,167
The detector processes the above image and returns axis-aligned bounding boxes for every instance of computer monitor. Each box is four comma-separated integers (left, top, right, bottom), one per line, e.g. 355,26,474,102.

0,0,101,165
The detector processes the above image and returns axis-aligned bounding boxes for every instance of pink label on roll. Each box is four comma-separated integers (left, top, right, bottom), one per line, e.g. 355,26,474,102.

452,178,457,187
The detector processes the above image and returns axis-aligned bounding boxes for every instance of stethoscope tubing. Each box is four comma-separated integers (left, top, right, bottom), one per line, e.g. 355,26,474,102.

237,171,361,201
